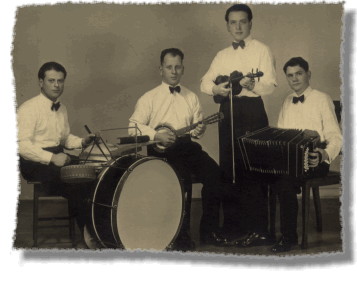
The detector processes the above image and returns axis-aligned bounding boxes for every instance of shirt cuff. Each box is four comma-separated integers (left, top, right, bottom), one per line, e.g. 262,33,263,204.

323,147,333,164
41,150,53,165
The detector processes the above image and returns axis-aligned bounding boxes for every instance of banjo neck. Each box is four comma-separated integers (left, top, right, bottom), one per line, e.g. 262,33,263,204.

173,120,207,137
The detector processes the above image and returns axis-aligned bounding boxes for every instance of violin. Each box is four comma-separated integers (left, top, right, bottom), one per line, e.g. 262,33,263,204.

213,69,264,104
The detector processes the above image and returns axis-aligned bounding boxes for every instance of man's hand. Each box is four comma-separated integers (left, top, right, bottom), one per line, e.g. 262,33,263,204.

193,123,206,136
240,73,255,90
82,133,97,147
212,82,230,97
308,148,329,168
154,130,176,147
50,153,71,167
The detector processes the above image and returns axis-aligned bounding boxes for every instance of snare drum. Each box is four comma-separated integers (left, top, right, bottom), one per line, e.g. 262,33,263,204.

91,155,185,251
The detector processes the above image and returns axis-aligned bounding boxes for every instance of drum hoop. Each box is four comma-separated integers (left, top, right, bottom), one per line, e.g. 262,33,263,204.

91,156,128,249
110,156,186,251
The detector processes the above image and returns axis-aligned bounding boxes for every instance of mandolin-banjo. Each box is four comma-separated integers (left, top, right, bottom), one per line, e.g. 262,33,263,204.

152,112,224,153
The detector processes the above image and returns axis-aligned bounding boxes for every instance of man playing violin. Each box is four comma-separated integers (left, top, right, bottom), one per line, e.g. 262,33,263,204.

18,61,98,248
128,48,229,250
200,4,278,241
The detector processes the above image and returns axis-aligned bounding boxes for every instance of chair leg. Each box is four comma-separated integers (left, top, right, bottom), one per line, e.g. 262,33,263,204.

301,182,311,249
67,198,76,248
268,185,277,240
312,186,322,233
33,184,40,248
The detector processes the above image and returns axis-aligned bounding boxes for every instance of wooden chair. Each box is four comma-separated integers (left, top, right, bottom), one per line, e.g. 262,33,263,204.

29,181,76,248
269,100,342,249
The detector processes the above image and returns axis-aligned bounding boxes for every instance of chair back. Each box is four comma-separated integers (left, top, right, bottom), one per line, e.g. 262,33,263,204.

333,100,342,124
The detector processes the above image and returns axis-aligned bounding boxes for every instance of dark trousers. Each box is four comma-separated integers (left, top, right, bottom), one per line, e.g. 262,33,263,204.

148,141,222,236
273,162,330,240
20,148,92,235
238,172,270,234
242,162,330,240
219,96,269,233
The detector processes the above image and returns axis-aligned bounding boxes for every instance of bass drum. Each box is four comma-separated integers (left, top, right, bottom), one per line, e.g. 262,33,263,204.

91,155,185,251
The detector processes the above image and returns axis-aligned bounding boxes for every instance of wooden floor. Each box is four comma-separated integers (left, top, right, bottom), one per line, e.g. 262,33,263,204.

13,197,342,256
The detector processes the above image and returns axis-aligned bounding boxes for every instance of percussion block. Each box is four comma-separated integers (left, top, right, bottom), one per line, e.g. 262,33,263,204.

60,165,97,184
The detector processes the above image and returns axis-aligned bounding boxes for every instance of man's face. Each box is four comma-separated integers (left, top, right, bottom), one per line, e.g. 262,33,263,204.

160,54,184,87
227,11,252,42
285,65,311,96
39,70,65,102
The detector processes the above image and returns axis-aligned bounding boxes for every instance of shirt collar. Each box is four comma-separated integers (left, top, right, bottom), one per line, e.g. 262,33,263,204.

39,92,58,105
294,85,313,98
233,35,253,48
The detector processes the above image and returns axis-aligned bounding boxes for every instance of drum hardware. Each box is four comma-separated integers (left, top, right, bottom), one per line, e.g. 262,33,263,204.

97,239,124,249
101,124,143,159
89,200,118,210
84,125,111,161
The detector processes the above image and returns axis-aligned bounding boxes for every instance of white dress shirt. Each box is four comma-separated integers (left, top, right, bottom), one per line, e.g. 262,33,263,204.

277,86,342,163
128,82,204,140
200,36,278,97
17,93,83,164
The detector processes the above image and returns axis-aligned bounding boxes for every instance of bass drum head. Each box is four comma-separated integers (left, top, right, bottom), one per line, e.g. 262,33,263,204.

114,158,183,251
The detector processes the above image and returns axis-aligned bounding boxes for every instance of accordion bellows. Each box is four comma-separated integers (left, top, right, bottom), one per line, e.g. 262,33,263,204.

236,126,320,178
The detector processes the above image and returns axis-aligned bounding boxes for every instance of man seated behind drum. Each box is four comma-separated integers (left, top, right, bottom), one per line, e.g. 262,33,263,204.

17,61,98,249
234,57,342,253
128,48,229,250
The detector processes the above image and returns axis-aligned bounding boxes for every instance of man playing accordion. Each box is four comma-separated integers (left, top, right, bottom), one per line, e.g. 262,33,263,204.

234,57,342,253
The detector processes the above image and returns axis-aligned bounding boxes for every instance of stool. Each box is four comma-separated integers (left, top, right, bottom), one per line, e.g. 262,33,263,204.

30,181,76,248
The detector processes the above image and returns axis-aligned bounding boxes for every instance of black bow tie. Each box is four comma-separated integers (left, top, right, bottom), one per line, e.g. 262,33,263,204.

232,41,245,50
51,102,61,111
293,95,304,104
169,86,181,94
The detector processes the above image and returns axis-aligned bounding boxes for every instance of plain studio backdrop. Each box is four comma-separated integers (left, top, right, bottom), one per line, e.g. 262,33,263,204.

13,3,343,199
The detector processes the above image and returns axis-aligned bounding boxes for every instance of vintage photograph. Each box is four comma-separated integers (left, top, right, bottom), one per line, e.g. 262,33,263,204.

12,1,343,258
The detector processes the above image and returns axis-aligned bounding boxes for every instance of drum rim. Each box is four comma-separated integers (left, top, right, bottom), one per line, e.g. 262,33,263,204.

111,156,186,251
91,156,126,249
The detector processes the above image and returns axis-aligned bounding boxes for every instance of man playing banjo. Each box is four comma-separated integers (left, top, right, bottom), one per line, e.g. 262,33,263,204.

128,48,229,250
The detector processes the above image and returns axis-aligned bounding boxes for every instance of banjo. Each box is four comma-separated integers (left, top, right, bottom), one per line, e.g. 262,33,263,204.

152,112,224,153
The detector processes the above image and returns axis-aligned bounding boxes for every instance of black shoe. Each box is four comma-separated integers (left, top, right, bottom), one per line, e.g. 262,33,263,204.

270,235,298,253
220,227,248,241
200,232,230,247
234,232,275,248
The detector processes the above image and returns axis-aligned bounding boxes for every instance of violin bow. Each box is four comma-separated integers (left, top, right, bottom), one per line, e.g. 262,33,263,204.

228,69,263,184
229,80,235,184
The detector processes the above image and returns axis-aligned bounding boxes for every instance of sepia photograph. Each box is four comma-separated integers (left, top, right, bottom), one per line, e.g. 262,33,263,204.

3,0,356,276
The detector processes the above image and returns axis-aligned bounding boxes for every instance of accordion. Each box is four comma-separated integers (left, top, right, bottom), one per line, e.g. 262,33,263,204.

236,126,321,178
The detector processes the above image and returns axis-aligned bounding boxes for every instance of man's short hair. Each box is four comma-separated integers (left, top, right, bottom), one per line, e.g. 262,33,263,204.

38,62,67,80
160,48,184,65
283,57,309,74
225,4,253,22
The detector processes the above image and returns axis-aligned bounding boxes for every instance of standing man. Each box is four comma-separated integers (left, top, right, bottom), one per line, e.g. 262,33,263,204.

200,4,278,240
129,48,229,250
18,61,97,249
264,57,341,252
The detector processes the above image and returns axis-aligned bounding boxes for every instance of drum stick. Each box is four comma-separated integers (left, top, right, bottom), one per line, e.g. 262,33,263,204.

84,125,109,161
